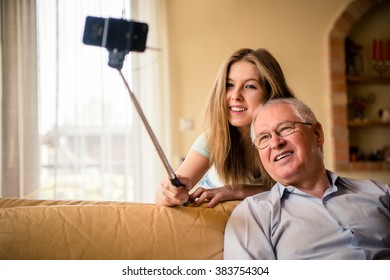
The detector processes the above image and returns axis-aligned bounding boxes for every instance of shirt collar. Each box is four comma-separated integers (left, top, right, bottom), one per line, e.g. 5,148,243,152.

275,170,341,198
326,170,340,185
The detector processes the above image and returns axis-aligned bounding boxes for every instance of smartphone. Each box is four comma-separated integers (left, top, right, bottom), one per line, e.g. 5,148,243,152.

82,16,148,52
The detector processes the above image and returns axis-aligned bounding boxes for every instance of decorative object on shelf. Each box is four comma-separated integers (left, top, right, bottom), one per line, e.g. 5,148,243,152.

383,146,390,163
349,93,376,121
372,39,390,77
345,39,364,76
378,108,390,122
349,146,359,162
349,145,389,163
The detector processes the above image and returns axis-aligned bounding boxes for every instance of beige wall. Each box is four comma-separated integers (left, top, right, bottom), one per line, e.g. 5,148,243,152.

165,0,389,183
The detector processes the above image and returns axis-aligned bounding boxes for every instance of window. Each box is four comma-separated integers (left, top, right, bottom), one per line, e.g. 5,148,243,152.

36,0,167,202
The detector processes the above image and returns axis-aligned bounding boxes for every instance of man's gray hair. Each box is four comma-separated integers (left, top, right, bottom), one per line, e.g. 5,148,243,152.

250,98,319,143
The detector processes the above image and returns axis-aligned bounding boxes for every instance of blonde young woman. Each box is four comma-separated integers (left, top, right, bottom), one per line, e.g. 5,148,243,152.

156,48,295,207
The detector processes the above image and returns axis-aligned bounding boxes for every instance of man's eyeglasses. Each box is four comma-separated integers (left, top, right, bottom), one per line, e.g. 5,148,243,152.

253,121,312,150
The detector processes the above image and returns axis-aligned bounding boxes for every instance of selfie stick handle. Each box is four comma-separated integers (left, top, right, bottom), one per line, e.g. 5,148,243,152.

118,70,184,188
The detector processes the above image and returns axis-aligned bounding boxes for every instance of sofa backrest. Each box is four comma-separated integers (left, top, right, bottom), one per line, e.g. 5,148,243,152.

0,198,239,260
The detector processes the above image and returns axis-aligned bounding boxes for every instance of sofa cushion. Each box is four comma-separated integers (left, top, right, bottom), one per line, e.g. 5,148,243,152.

0,198,239,260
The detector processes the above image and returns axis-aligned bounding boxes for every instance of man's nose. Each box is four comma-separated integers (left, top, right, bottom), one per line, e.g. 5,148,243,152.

269,131,285,149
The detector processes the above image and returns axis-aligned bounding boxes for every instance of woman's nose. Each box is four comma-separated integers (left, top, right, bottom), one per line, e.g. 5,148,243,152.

230,88,243,100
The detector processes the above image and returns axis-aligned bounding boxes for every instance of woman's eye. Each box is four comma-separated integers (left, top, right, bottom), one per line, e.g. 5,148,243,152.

226,82,234,88
245,84,256,89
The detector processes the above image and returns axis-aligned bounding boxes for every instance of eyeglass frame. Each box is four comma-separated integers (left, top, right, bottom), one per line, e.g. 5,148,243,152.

252,121,313,150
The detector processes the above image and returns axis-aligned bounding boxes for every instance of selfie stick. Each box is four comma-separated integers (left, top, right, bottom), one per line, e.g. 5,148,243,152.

82,16,187,203
117,70,185,189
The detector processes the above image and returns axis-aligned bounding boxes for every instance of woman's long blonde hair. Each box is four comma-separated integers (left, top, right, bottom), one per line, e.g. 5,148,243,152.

204,48,295,189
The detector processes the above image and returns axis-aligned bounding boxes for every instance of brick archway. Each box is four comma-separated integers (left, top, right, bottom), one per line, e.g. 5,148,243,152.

329,0,389,171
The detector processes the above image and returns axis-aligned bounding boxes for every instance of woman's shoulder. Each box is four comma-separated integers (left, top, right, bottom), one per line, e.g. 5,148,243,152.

193,133,206,144
190,133,210,158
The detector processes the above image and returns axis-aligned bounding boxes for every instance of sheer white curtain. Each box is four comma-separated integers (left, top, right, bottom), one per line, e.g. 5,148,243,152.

1,0,170,202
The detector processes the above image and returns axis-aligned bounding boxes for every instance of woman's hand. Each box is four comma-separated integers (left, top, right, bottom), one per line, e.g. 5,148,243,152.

190,185,268,208
155,175,193,206
189,186,239,208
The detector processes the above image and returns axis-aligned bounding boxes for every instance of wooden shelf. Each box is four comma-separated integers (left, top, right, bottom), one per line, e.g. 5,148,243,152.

336,161,390,172
337,71,390,173
348,120,390,128
347,76,390,84
350,161,390,172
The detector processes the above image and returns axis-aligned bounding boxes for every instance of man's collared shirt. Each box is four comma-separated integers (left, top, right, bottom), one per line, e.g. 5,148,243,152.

224,171,390,259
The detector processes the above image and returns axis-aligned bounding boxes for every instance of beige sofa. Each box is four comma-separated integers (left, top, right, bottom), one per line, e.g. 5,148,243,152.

0,197,239,260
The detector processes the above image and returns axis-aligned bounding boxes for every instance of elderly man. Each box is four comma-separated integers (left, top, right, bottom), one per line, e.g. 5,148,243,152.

224,98,390,259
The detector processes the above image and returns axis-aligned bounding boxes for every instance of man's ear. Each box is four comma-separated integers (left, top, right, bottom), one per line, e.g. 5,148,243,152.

313,122,324,147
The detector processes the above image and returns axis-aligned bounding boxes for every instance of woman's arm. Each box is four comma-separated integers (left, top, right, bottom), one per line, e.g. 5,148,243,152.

155,150,211,206
190,184,268,208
